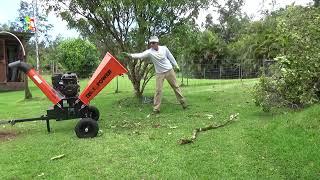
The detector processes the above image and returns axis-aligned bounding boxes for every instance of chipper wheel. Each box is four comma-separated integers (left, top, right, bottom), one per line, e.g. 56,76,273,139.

75,118,99,138
87,106,100,121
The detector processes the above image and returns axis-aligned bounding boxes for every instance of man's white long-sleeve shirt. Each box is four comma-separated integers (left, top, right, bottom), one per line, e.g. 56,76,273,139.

130,46,178,74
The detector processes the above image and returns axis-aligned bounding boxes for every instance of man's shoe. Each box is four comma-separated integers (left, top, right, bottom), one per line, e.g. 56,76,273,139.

182,103,188,109
152,109,160,115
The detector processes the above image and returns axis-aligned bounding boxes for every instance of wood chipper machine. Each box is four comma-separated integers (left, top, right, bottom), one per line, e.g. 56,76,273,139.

0,51,127,138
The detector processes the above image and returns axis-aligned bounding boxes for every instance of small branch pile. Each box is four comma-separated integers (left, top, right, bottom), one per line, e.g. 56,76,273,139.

178,113,239,145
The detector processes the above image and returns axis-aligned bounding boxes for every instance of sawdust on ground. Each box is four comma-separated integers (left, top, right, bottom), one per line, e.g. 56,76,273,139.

0,131,18,141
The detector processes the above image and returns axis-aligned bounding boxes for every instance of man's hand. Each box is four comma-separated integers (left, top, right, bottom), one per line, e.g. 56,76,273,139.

121,52,131,58
175,65,181,72
118,52,131,61
122,52,131,57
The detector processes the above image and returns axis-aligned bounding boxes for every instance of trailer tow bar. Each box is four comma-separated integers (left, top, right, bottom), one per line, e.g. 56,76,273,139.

0,115,51,132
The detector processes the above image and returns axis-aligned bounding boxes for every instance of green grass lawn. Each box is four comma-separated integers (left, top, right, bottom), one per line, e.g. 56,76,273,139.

0,76,320,179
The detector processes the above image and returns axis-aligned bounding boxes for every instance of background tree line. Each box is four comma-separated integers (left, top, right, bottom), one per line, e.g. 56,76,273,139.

2,0,320,110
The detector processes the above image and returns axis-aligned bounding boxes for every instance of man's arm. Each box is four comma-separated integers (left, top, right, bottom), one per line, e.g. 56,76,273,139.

130,50,150,59
165,47,178,66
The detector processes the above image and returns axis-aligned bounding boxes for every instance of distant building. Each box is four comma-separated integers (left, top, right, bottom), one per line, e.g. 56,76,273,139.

0,31,33,91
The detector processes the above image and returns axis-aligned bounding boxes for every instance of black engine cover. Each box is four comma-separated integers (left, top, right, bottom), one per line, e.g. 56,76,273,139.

52,73,80,97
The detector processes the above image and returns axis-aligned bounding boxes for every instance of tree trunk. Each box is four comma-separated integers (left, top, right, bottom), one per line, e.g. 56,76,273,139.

125,57,154,99
24,75,32,99
134,90,143,99
132,79,143,98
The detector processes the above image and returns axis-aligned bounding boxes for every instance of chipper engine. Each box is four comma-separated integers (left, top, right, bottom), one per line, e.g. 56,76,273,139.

0,53,127,138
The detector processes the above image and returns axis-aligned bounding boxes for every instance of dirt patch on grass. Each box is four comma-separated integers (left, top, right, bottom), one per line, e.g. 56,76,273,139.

0,131,18,141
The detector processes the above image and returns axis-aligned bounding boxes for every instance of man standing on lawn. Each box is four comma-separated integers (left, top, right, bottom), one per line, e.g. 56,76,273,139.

123,36,187,114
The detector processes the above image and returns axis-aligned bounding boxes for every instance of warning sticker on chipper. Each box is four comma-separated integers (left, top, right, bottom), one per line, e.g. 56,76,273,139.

33,75,42,84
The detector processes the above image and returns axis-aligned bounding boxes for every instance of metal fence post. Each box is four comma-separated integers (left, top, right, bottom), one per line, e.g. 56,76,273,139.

181,67,184,85
239,64,242,81
263,59,266,76
115,76,119,93
187,65,189,86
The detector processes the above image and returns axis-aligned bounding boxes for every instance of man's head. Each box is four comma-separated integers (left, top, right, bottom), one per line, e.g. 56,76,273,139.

149,36,159,50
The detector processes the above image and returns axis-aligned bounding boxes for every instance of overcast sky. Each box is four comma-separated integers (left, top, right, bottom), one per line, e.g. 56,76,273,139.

0,0,313,38
198,0,313,25
0,0,79,38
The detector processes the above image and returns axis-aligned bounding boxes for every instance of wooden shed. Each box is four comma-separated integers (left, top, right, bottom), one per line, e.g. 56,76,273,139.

0,31,33,91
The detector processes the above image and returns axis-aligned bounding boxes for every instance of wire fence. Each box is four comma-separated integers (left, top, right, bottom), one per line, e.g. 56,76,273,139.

176,60,276,86
180,65,259,79
108,60,277,92
178,65,254,87
39,60,276,93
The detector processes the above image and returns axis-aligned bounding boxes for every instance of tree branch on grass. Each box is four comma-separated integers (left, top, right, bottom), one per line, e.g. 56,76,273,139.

178,113,239,145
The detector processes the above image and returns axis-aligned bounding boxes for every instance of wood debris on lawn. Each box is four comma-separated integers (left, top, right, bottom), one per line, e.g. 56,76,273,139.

152,124,161,128
178,113,239,145
37,173,45,177
205,114,214,119
50,154,65,160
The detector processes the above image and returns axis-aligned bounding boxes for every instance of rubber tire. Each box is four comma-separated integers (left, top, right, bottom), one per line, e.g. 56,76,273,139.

88,106,100,121
74,118,99,138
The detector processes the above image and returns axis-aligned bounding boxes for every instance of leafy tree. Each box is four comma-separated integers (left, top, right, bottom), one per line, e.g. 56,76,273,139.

208,0,248,43
254,5,320,111
26,36,63,73
187,30,227,78
0,24,10,31
160,21,199,65
9,0,54,73
14,0,53,42
43,0,214,97
44,36,64,74
227,13,281,75
56,39,99,78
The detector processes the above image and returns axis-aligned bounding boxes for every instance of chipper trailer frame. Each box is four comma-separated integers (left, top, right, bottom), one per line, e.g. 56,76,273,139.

0,32,128,138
